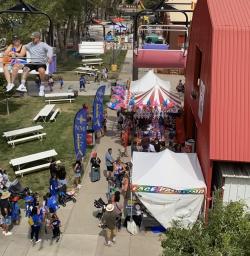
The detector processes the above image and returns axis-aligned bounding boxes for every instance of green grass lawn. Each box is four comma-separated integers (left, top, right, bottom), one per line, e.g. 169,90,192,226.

0,95,108,197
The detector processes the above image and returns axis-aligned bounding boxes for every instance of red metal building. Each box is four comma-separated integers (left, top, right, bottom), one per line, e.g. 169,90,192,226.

184,0,250,210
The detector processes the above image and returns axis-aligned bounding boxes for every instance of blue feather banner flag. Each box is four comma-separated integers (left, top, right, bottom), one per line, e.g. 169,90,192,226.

92,85,106,131
73,108,88,159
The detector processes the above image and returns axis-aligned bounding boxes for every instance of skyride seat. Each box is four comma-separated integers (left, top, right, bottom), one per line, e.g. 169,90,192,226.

134,25,188,69
0,51,56,75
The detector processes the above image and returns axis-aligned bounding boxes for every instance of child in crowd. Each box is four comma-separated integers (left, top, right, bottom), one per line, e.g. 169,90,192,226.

10,196,20,225
50,213,61,242
29,207,42,243
59,76,64,89
73,160,82,189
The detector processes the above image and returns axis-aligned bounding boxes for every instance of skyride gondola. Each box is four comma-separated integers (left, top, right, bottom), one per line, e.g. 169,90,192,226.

132,6,192,80
134,24,188,69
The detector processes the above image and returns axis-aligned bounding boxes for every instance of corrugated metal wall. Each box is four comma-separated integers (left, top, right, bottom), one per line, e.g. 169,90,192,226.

210,0,250,161
184,0,213,188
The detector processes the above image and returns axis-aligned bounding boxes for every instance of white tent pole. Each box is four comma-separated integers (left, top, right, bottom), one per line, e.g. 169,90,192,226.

130,164,133,220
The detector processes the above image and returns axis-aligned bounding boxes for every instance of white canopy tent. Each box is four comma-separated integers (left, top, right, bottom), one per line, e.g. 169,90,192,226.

130,69,172,94
132,149,206,228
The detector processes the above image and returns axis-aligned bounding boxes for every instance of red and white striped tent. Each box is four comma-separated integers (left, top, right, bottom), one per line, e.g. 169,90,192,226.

127,70,182,108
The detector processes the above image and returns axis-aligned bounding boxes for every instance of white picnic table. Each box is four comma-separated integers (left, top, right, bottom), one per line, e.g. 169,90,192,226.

44,93,75,104
3,125,43,141
34,104,55,122
44,92,74,98
9,149,58,176
81,58,103,63
76,67,99,72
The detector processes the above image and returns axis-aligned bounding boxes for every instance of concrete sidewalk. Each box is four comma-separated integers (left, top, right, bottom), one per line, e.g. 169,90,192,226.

0,50,163,256
0,109,162,256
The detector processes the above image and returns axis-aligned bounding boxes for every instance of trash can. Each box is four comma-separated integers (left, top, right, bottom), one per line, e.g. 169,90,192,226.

111,64,117,72
185,139,195,153
87,129,95,146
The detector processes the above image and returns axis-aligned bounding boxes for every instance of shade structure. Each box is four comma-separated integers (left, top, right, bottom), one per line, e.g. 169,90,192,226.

132,149,206,228
134,49,187,68
130,85,182,107
128,70,182,107
130,70,171,94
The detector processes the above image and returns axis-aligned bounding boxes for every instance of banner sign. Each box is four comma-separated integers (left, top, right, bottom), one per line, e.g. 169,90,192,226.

92,85,106,131
131,185,205,195
73,108,88,159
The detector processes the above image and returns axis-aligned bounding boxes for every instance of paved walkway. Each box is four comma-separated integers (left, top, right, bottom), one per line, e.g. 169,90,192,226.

0,50,165,256
1,50,186,255
0,109,162,256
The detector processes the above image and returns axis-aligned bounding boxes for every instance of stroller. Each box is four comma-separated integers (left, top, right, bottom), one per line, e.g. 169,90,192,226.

8,179,31,198
58,185,77,207
94,198,107,219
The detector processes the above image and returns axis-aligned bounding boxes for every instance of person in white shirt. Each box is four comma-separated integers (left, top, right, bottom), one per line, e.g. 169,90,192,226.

17,32,53,96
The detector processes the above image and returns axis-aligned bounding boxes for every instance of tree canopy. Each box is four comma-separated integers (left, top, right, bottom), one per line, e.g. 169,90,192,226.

161,197,250,256
0,0,122,56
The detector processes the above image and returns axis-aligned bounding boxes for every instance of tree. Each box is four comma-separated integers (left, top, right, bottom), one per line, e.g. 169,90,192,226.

161,196,250,256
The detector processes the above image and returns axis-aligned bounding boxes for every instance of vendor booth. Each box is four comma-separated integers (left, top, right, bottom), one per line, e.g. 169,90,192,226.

132,149,206,228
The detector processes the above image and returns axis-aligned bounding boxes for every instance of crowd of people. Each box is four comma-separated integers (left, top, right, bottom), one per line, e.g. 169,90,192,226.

0,159,83,242
89,147,132,246
116,103,186,156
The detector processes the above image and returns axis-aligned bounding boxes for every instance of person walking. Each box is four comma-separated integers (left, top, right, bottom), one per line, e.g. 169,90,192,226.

90,152,101,182
0,191,12,236
102,67,108,80
50,213,61,242
101,204,117,246
73,160,82,189
79,75,86,92
59,76,64,89
48,75,54,92
105,148,114,178
112,191,123,231
16,31,53,96
29,207,42,243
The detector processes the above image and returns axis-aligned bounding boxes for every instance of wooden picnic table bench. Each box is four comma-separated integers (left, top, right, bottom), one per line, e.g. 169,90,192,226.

81,58,103,63
33,104,55,122
9,149,58,176
3,125,46,147
45,93,75,104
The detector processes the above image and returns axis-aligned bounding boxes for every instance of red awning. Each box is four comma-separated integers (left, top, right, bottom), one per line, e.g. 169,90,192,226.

134,50,187,69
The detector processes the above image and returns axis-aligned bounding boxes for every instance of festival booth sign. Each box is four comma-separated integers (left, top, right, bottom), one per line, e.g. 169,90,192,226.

132,149,206,228
92,85,106,131
73,108,88,159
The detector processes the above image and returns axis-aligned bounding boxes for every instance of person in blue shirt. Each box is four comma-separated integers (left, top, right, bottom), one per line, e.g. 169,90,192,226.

105,148,114,178
10,197,20,225
59,76,64,89
47,193,59,213
105,31,114,42
49,174,59,197
30,207,42,243
79,75,86,92
24,192,34,217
